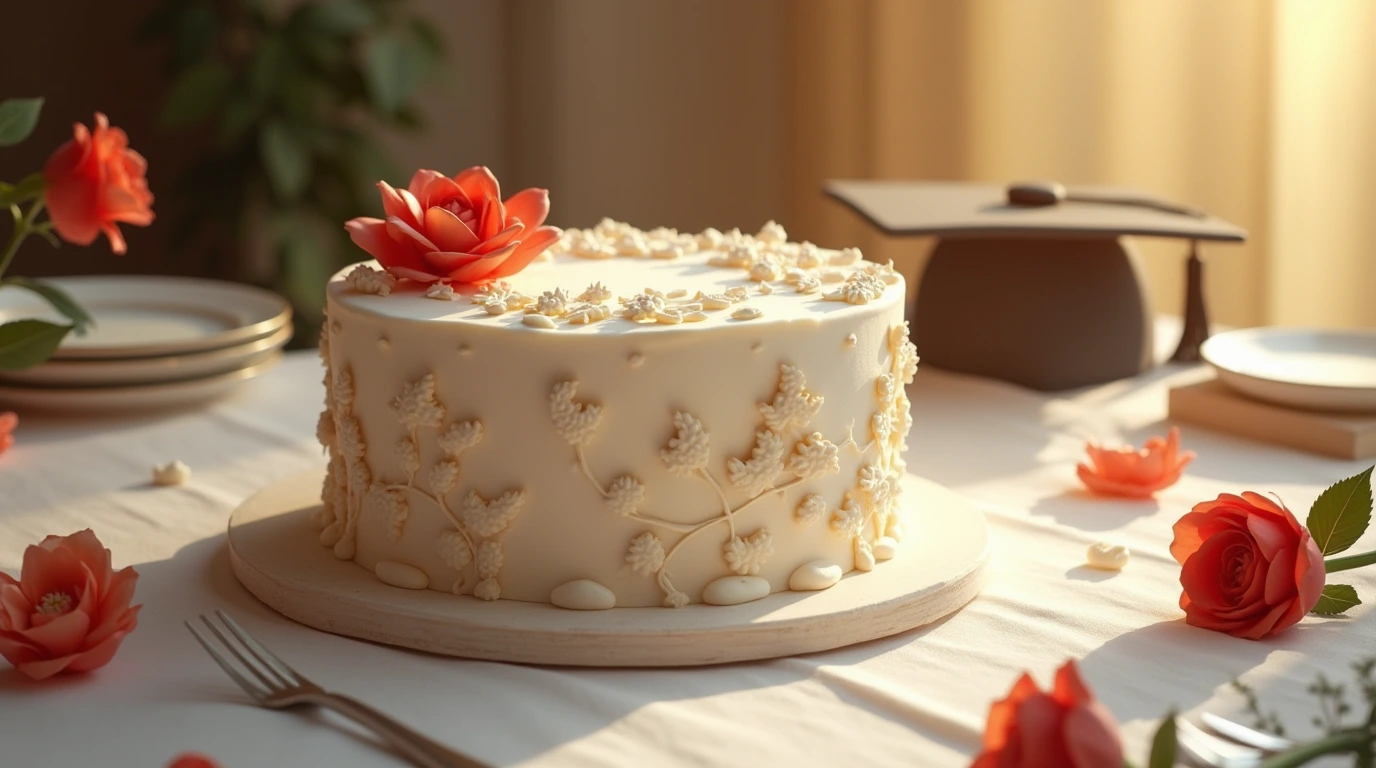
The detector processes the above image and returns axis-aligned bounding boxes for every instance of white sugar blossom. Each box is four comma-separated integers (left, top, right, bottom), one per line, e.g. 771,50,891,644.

549,381,603,446
428,460,461,496
819,269,847,283
626,532,666,576
796,493,827,526
726,429,786,497
391,374,445,429
831,495,865,537
364,485,408,542
860,259,901,285
606,476,646,517
824,272,887,305
425,283,457,301
529,287,568,317
875,373,898,405
756,220,787,244
461,489,526,538
316,409,336,448
621,292,666,322
566,302,613,324
344,264,396,296
474,282,534,314
474,578,501,601
570,231,613,259
789,433,840,479
748,257,784,283
854,538,875,572
476,541,504,579
758,364,823,433
348,459,371,496
712,243,759,269
336,416,365,461
333,369,355,409
437,420,484,457
724,529,774,575
615,230,649,256
576,282,613,303
397,436,420,478
872,410,894,446
650,244,684,260
699,293,734,310
796,242,823,269
438,530,472,571
663,589,690,608
795,275,821,294
830,246,862,266
661,411,710,476
696,226,724,250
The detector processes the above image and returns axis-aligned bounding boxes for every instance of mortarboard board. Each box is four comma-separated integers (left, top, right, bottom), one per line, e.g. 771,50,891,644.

825,180,1247,390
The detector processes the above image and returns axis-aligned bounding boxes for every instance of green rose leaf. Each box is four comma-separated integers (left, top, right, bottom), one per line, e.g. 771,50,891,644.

1311,584,1361,615
158,62,233,129
0,319,72,370
364,29,424,116
2,277,95,335
0,172,47,208
0,98,44,147
1146,712,1176,768
260,120,311,202
1306,466,1374,556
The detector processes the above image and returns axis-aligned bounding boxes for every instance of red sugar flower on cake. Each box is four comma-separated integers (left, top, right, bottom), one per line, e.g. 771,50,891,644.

1076,426,1194,499
0,411,15,456
43,112,155,255
1171,491,1325,639
972,659,1123,768
0,529,140,680
345,166,561,284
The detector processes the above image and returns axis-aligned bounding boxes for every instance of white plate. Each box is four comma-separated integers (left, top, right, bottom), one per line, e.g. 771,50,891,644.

0,354,282,413
0,323,293,387
0,276,291,360
1202,327,1376,412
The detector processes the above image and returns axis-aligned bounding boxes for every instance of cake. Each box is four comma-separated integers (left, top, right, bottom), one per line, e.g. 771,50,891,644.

314,171,917,610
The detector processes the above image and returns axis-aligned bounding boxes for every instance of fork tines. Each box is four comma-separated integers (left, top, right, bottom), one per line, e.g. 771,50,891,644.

186,610,306,701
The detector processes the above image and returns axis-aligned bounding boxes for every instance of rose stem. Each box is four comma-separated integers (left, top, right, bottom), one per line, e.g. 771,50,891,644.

1325,549,1376,574
0,199,45,281
1257,730,1367,767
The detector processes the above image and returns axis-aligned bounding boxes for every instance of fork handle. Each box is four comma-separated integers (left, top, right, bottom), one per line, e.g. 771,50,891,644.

308,693,490,768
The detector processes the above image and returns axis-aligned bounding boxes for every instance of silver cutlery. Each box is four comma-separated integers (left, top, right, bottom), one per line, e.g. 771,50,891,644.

1177,718,1264,768
1200,711,1296,754
187,610,488,768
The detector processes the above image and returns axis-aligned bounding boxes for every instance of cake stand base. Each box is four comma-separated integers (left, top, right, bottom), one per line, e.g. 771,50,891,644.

228,470,990,667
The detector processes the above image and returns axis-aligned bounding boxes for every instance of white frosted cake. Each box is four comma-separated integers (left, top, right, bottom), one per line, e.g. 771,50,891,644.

315,217,917,609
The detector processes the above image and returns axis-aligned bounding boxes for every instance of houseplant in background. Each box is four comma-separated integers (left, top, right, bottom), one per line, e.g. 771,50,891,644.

141,0,444,345
0,98,155,371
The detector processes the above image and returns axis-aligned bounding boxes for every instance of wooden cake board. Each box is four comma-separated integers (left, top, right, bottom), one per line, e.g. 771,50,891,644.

228,470,990,667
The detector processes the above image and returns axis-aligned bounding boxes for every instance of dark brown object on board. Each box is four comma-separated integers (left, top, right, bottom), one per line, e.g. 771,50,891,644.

825,181,1246,391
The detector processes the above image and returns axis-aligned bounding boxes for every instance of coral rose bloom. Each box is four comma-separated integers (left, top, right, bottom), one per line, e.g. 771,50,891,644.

43,113,154,255
0,529,140,680
1171,491,1325,640
0,411,15,456
973,660,1123,768
345,166,561,284
1077,427,1194,499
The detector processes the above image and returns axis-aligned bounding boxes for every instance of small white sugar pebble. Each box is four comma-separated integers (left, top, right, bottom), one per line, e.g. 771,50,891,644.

1086,542,1130,571
152,460,191,486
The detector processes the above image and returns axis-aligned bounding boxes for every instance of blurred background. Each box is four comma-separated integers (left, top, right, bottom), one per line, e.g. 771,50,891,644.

3,0,1374,341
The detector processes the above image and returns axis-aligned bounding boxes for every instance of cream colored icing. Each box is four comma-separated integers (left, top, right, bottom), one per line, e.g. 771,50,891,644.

315,222,916,607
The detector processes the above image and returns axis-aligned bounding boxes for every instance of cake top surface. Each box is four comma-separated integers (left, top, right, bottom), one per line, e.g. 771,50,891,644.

328,220,903,334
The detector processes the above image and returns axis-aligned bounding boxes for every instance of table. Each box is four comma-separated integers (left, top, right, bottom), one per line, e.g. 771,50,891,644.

2,342,1373,767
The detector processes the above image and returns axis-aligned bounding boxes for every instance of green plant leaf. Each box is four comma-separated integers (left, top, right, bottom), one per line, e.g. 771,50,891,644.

306,0,375,35
159,62,233,129
0,173,46,208
1146,712,1176,768
364,30,423,115
1307,466,1374,556
1312,584,1362,615
274,213,332,313
0,98,44,147
260,121,311,202
2,277,94,335
0,319,71,370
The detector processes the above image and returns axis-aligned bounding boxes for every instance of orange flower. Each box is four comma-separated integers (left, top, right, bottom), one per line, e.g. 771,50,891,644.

1076,427,1193,499
1171,492,1325,639
345,166,561,284
0,529,140,680
43,113,154,255
973,660,1123,768
0,412,14,456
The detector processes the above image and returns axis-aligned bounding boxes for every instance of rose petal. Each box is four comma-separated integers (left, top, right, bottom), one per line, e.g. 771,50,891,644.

477,197,506,241
21,606,90,657
408,169,447,200
15,652,81,681
1064,701,1124,768
385,216,440,253
421,251,484,273
445,242,517,282
66,623,135,673
454,166,500,206
18,544,88,608
1247,514,1291,561
345,218,432,278
487,226,561,280
86,567,138,647
1263,545,1298,605
474,222,523,255
1014,691,1071,767
378,182,421,228
503,188,551,231
423,207,481,253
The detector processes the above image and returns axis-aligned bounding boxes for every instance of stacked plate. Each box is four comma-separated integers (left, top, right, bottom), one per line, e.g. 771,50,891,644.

0,276,292,412
1201,327,1376,412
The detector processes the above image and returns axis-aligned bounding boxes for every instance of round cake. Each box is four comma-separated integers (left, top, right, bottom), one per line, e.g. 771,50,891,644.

315,219,917,609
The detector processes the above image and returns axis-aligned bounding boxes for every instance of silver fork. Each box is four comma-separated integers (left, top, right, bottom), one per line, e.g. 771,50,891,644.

187,610,488,768
1177,718,1265,768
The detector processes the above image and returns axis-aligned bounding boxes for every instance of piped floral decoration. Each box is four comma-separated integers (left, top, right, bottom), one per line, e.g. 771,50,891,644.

0,529,140,680
345,166,561,284
1076,426,1193,499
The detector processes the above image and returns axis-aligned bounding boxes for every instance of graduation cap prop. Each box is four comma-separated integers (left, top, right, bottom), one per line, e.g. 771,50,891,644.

826,180,1246,390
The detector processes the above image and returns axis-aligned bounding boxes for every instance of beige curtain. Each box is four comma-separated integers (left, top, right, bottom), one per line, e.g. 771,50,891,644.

786,0,1376,329
398,0,1375,329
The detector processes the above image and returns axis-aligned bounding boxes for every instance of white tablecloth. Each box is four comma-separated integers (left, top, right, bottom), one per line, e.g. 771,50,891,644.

2,342,1373,767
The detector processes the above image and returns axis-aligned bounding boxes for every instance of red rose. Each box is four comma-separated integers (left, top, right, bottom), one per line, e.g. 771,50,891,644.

1171,491,1325,639
43,113,154,255
345,166,560,284
972,660,1123,768
0,529,140,680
